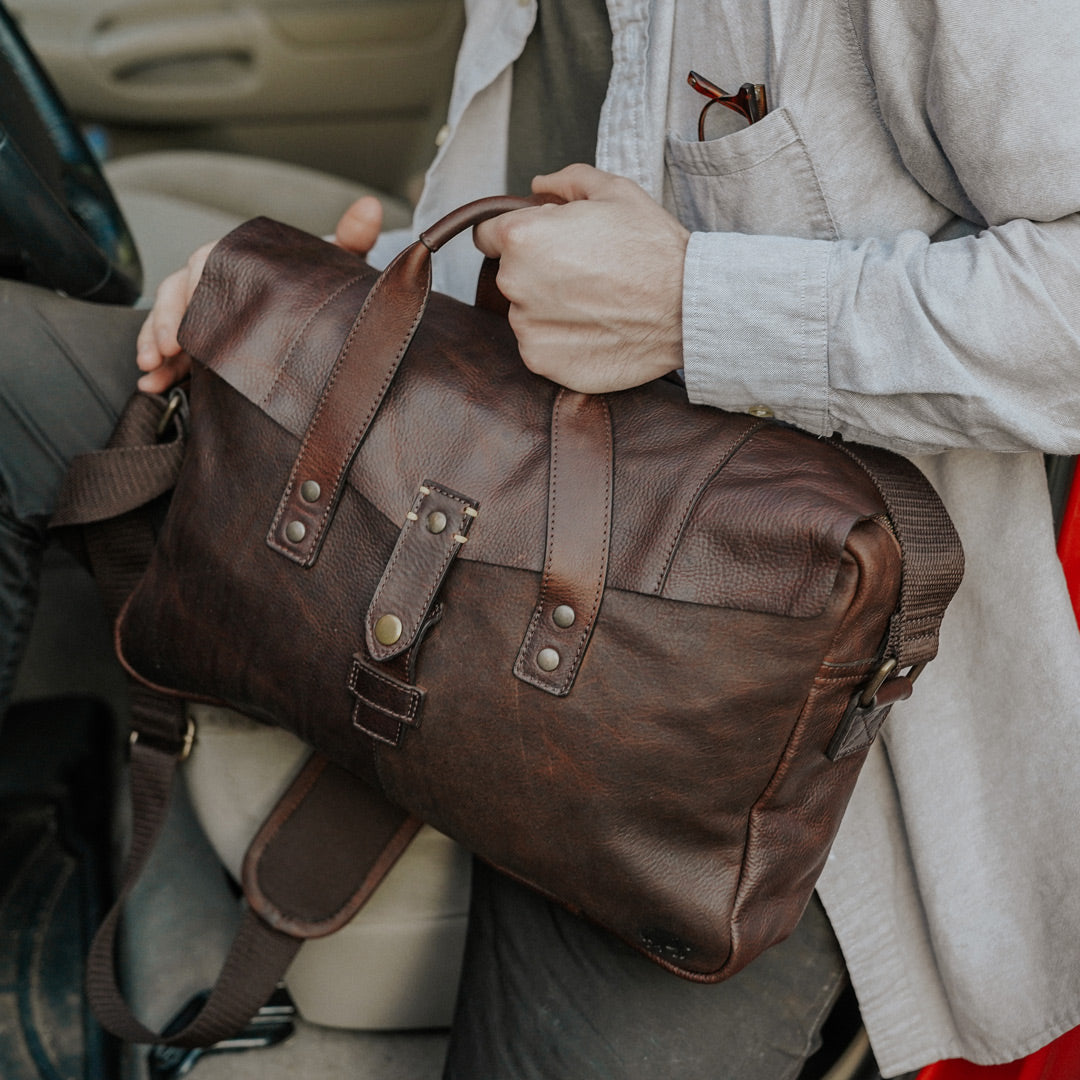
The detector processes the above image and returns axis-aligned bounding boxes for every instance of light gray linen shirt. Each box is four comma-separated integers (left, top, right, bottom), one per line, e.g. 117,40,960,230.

370,0,1080,1073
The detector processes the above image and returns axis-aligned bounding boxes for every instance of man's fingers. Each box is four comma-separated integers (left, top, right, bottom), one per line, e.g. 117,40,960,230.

473,202,550,261
136,283,182,371
335,195,384,255
475,164,636,259
472,214,505,260
531,162,614,202
136,353,191,394
135,240,214,390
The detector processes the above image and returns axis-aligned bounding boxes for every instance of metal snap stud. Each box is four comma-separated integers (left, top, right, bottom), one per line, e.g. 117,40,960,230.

427,511,448,535
285,520,306,543
300,480,322,503
374,614,403,647
552,604,576,629
536,647,560,672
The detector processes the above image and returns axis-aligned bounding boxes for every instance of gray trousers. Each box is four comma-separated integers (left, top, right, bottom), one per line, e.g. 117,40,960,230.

0,279,144,710
0,277,848,1078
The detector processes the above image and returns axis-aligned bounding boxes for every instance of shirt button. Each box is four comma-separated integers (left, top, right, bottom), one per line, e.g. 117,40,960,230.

748,405,774,418
434,124,451,148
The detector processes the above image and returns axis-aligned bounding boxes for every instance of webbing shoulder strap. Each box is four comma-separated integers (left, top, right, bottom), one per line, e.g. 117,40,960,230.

54,390,417,1048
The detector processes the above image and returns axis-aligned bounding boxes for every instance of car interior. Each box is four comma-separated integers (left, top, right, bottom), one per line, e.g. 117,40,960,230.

0,1,896,1077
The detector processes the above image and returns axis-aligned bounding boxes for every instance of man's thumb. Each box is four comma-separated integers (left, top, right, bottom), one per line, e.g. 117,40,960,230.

334,195,384,255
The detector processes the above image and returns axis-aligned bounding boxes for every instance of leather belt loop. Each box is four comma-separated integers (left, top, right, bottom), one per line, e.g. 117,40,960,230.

514,389,613,696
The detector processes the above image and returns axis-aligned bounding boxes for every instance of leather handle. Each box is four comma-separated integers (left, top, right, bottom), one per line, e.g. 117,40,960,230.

445,194,562,315
268,195,552,568
419,194,546,252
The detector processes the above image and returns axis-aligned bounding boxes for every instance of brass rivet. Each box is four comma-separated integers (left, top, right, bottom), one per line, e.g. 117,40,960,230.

427,510,448,534
536,647,560,672
552,604,576,629
300,480,321,503
748,404,774,418
285,520,306,543
375,614,403,646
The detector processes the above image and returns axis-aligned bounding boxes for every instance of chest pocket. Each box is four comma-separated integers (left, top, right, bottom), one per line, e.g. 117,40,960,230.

665,106,837,240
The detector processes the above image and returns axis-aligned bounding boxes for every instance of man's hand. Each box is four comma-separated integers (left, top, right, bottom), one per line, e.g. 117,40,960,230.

473,164,689,394
135,195,385,393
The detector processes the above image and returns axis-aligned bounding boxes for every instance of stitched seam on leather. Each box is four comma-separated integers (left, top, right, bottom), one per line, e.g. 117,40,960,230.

366,497,419,653
265,249,429,561
406,487,470,646
265,263,393,557
267,264,394,549
516,394,564,680
318,302,423,527
351,703,403,746
725,708,804,951
352,692,417,724
268,250,428,561
567,402,612,678
259,274,361,411
821,653,885,672
842,711,877,753
653,419,766,595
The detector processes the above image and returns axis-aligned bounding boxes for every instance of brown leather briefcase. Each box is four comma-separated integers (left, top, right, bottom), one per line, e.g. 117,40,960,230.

62,198,963,1045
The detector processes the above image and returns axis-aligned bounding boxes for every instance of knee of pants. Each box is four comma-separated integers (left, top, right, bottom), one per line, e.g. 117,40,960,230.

0,279,142,519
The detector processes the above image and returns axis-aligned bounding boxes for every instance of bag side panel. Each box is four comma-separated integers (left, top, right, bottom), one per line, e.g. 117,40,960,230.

721,518,903,978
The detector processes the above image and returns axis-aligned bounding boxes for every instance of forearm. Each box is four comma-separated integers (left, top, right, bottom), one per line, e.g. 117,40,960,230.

683,213,1080,456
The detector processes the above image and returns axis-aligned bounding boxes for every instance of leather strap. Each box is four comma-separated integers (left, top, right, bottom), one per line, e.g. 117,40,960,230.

365,481,480,663
266,239,432,567
243,753,421,939
514,389,613,696
52,392,290,1048
268,195,547,570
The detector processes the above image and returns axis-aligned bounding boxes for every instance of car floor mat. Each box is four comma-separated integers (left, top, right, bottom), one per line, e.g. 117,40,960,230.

0,696,117,1080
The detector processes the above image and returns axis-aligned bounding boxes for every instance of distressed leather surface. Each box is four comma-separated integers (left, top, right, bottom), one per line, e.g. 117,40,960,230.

116,214,958,981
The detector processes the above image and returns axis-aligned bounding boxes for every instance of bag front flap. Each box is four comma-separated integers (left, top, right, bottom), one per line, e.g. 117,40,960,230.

178,217,898,620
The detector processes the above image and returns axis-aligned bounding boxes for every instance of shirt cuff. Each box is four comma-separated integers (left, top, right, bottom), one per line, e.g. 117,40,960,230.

681,230,834,437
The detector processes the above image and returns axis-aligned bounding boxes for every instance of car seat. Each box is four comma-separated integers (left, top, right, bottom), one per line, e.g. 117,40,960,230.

103,149,415,298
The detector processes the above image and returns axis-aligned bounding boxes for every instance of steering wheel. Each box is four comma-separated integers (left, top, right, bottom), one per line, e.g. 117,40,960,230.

0,3,142,304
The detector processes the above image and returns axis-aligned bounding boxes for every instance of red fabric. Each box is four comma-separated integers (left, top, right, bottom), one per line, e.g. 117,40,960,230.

914,479,1080,1080
1058,469,1080,624
915,1025,1080,1079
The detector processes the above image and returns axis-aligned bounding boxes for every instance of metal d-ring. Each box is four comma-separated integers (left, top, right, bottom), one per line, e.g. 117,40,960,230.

858,658,928,708
155,387,189,439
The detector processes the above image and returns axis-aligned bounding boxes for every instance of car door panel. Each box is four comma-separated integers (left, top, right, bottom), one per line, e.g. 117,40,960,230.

9,0,464,199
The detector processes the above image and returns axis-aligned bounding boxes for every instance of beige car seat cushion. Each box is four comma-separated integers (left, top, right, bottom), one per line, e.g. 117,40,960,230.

105,150,413,300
